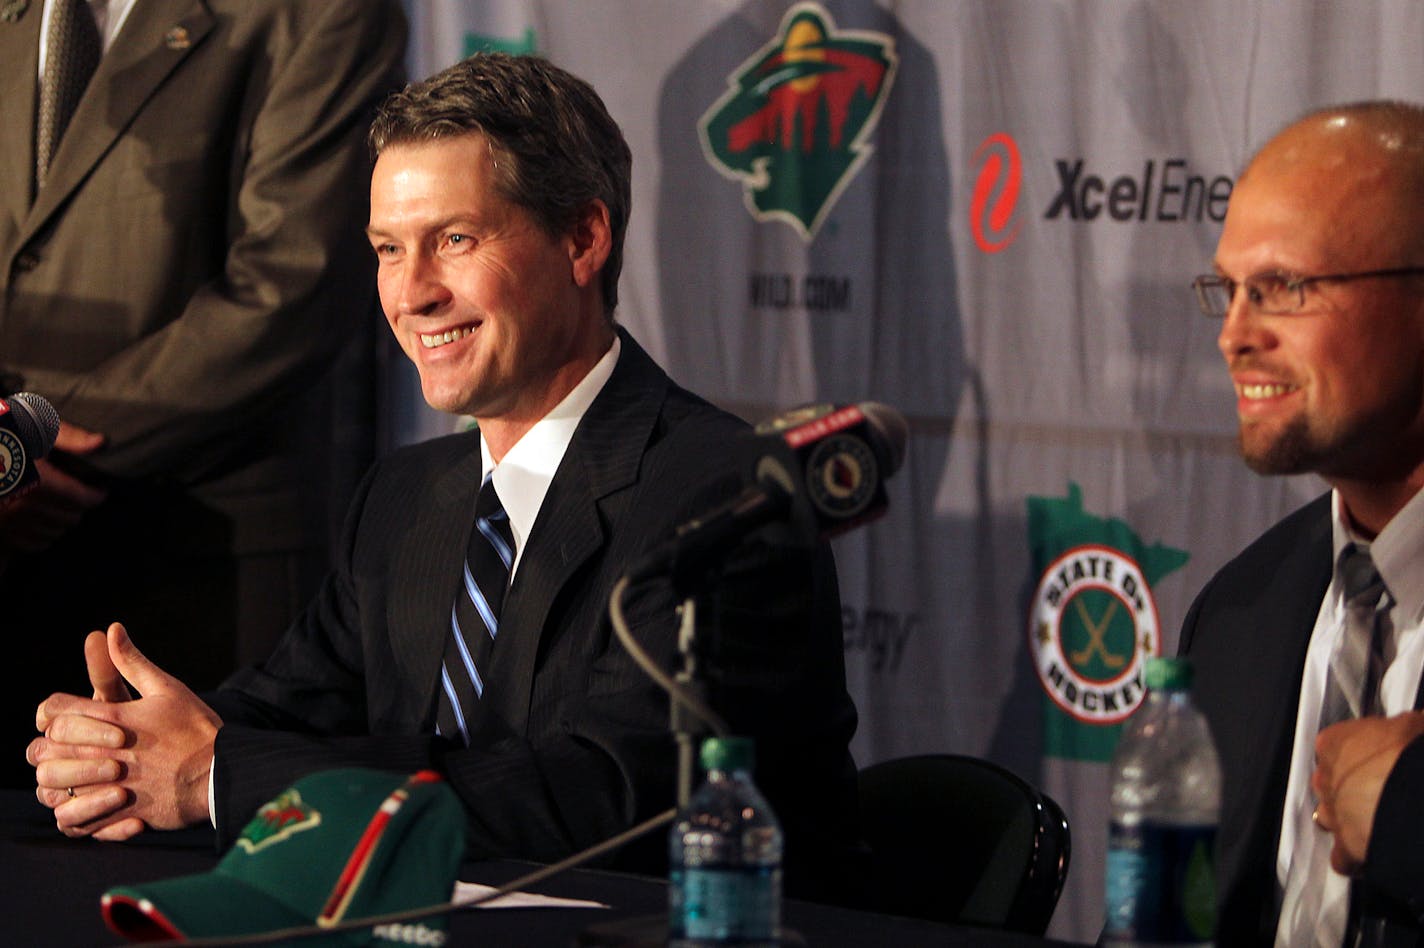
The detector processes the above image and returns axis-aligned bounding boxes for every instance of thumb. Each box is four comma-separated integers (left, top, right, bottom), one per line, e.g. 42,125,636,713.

54,422,106,455
86,629,132,702
106,621,175,697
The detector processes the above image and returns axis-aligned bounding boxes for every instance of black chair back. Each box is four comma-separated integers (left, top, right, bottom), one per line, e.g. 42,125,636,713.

856,753,1070,934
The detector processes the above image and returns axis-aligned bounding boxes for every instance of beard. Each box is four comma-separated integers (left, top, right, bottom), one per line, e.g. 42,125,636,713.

1238,415,1320,475
1238,400,1421,480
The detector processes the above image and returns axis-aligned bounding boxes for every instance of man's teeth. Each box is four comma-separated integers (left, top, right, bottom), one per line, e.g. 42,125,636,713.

421,327,474,349
1239,383,1296,399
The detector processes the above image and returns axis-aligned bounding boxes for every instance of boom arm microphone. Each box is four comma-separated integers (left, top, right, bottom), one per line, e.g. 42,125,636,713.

0,392,61,499
629,401,908,588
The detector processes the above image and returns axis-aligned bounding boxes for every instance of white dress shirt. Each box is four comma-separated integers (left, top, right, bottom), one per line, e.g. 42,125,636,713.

1275,486,1424,946
482,335,621,577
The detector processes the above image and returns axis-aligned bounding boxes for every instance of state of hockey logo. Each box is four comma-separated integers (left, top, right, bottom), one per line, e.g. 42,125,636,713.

1030,544,1160,724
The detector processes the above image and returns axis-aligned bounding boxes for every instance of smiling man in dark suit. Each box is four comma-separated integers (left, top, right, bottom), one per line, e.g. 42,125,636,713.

26,53,860,901
1181,101,1424,946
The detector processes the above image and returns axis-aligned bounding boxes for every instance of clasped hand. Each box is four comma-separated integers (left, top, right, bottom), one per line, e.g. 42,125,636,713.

1310,711,1424,876
27,622,221,840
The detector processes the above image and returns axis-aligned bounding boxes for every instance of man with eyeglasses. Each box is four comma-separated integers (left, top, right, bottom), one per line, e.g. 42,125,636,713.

1180,101,1424,946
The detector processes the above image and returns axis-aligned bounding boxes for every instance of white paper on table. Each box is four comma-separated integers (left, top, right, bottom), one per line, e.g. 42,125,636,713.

452,880,609,910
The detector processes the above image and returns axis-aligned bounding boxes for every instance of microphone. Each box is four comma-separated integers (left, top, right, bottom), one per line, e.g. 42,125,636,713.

631,402,907,587
0,392,61,500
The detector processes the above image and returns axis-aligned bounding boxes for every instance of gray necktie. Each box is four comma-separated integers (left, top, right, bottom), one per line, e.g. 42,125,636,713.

1322,544,1390,726
1276,544,1392,948
36,0,102,191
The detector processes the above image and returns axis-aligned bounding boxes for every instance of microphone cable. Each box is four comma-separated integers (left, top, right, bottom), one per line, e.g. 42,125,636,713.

608,573,730,740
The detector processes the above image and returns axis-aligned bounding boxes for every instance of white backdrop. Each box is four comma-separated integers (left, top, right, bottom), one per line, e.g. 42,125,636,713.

393,2,1424,940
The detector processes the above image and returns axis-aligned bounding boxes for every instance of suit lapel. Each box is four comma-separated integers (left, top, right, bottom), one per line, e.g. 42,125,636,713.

1210,497,1333,922
22,0,213,239
1233,554,1327,827
0,2,41,237
385,436,485,729
482,332,671,731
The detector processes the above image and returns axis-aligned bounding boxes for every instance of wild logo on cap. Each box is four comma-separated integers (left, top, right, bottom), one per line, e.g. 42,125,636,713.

238,787,322,854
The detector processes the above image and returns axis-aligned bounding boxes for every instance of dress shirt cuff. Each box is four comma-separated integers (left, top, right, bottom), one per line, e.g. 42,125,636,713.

208,754,217,829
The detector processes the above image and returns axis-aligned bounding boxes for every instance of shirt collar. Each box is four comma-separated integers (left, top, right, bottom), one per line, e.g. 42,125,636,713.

479,335,621,573
1331,486,1424,626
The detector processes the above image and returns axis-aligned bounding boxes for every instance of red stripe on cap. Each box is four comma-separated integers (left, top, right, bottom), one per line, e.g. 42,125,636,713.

317,772,443,924
101,892,186,941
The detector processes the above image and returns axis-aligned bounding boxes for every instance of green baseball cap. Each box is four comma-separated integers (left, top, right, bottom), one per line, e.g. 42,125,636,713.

101,768,466,946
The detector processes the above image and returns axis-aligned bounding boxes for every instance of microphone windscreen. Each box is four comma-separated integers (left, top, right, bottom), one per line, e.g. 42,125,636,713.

858,401,908,475
7,392,60,457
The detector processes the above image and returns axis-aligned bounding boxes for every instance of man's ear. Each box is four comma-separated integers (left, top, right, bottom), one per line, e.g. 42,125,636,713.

568,199,612,289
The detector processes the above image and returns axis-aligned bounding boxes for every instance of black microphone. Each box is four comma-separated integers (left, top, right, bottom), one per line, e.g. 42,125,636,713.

0,392,61,500
630,402,907,588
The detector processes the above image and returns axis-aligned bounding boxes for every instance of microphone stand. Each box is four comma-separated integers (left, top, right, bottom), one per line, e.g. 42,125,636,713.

672,594,706,810
595,571,804,947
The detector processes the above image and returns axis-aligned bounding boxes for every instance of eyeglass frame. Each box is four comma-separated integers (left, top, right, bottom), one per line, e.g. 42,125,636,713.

1191,266,1424,318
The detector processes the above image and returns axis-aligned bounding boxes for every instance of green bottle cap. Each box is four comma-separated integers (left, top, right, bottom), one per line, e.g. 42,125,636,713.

700,736,755,773
1145,656,1193,691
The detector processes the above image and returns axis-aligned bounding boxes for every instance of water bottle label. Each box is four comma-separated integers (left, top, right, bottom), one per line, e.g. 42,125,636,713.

1105,820,1216,944
676,866,779,940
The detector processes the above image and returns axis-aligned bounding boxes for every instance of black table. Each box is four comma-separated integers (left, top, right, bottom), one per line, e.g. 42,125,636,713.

0,791,1086,946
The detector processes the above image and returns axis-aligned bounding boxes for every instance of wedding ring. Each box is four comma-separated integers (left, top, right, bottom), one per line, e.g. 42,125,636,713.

1312,807,1321,826
66,786,75,798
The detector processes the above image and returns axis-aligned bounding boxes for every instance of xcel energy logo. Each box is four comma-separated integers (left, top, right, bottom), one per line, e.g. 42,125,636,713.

969,132,1234,253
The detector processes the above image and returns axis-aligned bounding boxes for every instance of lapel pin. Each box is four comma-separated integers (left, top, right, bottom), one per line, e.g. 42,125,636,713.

164,25,191,50
1,0,30,23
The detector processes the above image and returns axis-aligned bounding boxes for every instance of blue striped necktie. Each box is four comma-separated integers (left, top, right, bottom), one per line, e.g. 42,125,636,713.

435,473,514,745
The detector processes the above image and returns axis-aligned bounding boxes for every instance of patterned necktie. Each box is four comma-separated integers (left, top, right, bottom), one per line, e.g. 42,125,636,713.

1275,544,1392,948
1323,544,1390,726
36,0,102,190
435,474,515,746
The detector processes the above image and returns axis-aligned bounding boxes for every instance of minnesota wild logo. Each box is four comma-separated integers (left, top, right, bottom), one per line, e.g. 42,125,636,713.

236,789,321,854
699,2,897,240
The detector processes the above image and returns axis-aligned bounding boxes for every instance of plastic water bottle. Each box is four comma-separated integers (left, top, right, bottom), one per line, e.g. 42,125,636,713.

669,736,783,946
1104,656,1221,947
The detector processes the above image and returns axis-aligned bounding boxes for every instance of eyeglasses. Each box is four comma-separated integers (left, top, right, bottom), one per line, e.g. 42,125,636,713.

1191,266,1424,318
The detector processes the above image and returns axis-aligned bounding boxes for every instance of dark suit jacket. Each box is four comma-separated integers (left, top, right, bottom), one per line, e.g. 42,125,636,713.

1181,493,1424,946
0,2,407,780
207,332,862,900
